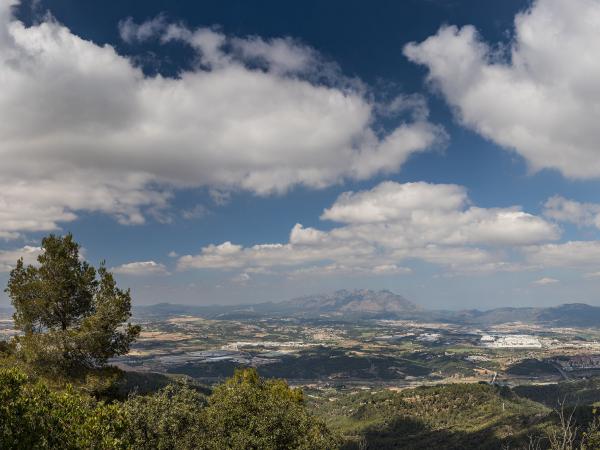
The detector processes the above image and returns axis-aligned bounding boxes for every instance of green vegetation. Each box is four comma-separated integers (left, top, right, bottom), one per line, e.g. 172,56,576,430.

6,357,600,449
308,382,600,450
5,234,140,374
310,383,550,449
0,367,127,450
506,359,559,377
201,369,337,449
515,377,600,408
0,366,336,450
119,382,207,449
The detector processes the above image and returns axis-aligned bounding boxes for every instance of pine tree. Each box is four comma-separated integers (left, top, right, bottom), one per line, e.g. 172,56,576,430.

5,233,140,373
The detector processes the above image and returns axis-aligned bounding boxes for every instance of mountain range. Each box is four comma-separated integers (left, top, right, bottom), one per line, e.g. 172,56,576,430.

444,302,600,327
134,289,600,327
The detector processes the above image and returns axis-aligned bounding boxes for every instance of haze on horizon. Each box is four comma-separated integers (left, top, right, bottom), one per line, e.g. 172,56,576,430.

2,0,600,309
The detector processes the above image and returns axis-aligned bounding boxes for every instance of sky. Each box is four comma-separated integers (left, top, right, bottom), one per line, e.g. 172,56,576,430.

2,0,600,309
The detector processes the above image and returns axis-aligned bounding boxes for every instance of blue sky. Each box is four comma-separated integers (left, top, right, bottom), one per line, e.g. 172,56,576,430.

2,0,600,308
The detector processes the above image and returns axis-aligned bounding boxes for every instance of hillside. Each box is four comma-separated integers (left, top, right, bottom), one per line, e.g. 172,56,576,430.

309,383,551,450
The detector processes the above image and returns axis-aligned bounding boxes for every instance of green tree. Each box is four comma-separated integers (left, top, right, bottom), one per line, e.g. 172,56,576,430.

121,383,207,450
118,370,339,450
0,367,127,450
0,366,339,450
200,368,338,450
5,233,140,373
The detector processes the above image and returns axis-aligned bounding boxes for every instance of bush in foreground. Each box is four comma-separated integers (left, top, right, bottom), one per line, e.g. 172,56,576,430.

202,368,338,450
0,367,127,449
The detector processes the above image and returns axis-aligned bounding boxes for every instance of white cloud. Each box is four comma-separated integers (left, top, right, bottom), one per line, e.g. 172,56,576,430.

0,175,171,239
181,204,209,220
111,260,170,276
524,241,600,268
543,195,600,228
371,264,412,275
231,35,317,75
118,15,167,44
532,277,559,286
178,181,558,276
231,272,251,284
177,236,375,271
287,263,412,279
323,182,559,247
404,0,600,179
0,246,42,272
209,189,231,206
0,6,443,238
322,181,466,224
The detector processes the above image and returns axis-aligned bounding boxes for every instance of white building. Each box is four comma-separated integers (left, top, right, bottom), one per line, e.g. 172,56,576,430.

480,334,542,348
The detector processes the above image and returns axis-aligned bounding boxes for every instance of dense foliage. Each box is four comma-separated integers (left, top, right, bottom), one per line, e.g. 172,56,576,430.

5,234,140,373
4,359,600,449
310,382,600,450
201,368,337,450
120,383,207,449
0,367,337,450
0,367,127,450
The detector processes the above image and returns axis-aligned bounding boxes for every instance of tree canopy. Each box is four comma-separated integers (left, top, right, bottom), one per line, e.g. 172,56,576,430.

5,234,140,373
0,367,338,450
201,368,338,450
0,367,127,450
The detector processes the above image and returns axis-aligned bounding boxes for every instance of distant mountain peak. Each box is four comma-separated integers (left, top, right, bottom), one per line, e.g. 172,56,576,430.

288,289,419,315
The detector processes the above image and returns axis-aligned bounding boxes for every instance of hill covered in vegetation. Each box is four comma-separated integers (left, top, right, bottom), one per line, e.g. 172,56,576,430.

311,383,550,449
4,354,600,450
0,365,337,450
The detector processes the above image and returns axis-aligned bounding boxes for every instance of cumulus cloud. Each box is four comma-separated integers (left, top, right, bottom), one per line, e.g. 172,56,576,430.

543,196,600,229
532,277,559,286
322,181,559,246
0,5,443,238
118,15,167,44
231,272,251,284
322,182,466,224
524,241,600,268
178,181,558,276
0,246,42,272
404,0,600,179
111,260,170,276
